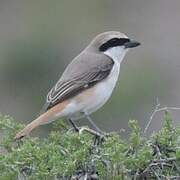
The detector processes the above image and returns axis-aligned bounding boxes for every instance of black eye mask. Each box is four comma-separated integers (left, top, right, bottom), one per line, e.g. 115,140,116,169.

99,38,130,52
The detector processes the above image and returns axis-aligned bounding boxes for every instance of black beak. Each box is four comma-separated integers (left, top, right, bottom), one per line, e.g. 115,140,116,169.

124,40,141,48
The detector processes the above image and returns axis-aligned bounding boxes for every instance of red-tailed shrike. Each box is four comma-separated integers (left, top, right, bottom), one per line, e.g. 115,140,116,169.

15,31,140,139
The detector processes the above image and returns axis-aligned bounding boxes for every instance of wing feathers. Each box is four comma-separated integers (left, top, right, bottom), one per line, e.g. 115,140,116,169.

42,56,114,112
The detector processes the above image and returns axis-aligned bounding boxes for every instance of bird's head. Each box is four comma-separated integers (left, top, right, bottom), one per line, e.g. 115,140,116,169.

88,31,140,62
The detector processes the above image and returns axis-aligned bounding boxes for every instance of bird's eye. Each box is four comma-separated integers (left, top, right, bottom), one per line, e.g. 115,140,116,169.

99,38,130,52
110,38,119,43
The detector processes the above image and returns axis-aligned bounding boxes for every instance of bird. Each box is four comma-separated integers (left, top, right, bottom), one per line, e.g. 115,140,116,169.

15,31,140,140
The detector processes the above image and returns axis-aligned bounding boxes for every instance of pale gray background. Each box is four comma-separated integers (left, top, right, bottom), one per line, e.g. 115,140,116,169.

0,0,180,136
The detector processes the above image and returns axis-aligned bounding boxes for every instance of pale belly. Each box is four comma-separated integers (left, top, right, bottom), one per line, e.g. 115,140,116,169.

56,62,120,120
83,64,119,114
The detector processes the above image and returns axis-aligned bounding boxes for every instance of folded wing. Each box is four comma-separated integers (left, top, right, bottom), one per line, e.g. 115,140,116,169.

41,53,114,112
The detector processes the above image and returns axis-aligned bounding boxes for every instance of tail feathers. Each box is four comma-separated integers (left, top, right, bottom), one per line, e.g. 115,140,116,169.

14,122,36,140
14,100,69,140
14,107,57,140
14,113,48,140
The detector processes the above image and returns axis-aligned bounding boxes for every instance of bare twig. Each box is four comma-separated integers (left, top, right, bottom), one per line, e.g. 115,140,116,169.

153,157,176,163
173,161,180,174
151,167,161,180
144,98,160,134
144,98,180,134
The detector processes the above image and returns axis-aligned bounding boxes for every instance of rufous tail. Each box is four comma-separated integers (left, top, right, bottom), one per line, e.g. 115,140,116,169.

14,100,69,140
14,112,52,140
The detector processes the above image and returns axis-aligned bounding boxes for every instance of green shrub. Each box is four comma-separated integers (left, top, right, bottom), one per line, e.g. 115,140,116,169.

0,112,179,179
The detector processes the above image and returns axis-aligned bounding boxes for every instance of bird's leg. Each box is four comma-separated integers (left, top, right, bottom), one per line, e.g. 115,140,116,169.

69,115,105,145
82,112,103,133
68,118,79,132
82,112,107,145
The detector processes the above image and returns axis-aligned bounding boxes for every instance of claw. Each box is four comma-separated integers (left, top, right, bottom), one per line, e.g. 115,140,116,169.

14,131,27,140
78,126,105,145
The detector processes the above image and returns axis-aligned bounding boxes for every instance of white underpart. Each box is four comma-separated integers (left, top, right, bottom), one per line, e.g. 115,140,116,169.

55,46,128,120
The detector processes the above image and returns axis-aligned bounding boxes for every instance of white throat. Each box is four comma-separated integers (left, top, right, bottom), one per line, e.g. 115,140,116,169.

103,46,128,64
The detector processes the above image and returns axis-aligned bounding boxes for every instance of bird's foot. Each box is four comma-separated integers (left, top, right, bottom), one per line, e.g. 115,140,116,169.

68,119,106,145
78,127,106,145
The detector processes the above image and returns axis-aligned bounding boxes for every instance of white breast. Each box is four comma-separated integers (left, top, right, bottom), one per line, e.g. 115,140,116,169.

81,46,127,115
85,59,120,113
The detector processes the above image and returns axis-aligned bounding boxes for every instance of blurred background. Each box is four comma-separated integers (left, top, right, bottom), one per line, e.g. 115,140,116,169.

0,0,180,136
